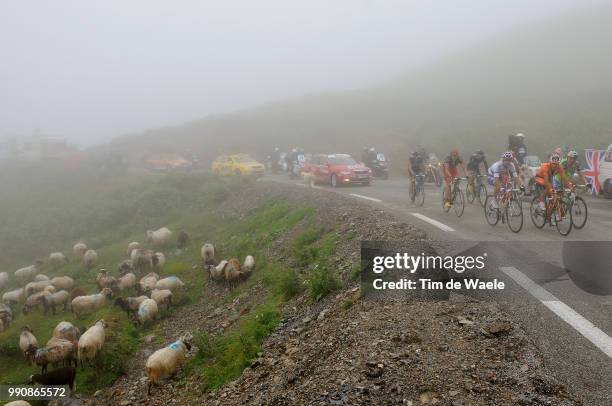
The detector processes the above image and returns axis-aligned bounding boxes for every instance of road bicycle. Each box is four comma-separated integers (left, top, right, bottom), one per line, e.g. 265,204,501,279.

484,184,523,233
409,173,426,206
466,174,488,207
566,184,588,229
442,177,465,217
530,188,573,236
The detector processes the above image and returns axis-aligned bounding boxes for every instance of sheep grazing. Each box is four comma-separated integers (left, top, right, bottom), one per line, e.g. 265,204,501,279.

153,252,166,270
25,279,53,296
51,276,75,291
176,230,189,249
96,271,118,291
83,249,98,269
242,255,255,276
49,252,68,269
154,276,185,293
70,286,86,300
145,333,192,395
136,298,158,326
34,274,49,282
117,272,136,291
23,291,52,314
2,288,25,306
44,285,56,294
150,289,173,310
131,249,154,273
127,241,141,256
137,272,159,294
73,242,88,260
19,325,38,363
71,288,113,318
14,265,38,286
42,290,71,314
0,271,9,291
115,296,148,316
209,260,227,282
5,400,32,406
53,321,81,345
28,366,77,392
0,303,12,331
224,258,243,289
78,319,106,368
146,227,173,248
201,243,215,265
35,338,76,373
118,259,134,275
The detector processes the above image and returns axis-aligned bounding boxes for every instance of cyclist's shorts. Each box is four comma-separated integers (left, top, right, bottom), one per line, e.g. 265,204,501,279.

445,167,459,183
487,175,495,186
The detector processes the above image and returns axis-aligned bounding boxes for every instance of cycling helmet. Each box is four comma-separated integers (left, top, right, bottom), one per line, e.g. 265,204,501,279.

550,154,561,163
501,151,514,161
476,149,484,155
567,150,578,158
516,133,525,138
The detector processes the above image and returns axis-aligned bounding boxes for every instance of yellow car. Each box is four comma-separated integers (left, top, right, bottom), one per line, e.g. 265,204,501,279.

212,154,265,177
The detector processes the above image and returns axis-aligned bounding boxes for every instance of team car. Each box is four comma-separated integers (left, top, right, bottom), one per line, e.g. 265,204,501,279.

211,154,265,177
303,153,372,187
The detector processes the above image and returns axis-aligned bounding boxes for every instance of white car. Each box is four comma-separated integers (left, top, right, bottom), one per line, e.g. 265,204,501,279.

600,144,612,198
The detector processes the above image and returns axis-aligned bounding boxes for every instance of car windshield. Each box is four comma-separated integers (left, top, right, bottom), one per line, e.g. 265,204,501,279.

328,155,357,165
233,155,254,163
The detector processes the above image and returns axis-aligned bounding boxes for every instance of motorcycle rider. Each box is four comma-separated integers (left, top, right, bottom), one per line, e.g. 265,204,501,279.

487,152,524,208
442,149,467,209
561,150,588,186
534,154,572,212
508,133,527,165
466,150,489,189
408,151,425,201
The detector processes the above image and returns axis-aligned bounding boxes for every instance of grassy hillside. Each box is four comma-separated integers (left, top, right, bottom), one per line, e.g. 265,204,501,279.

107,6,612,166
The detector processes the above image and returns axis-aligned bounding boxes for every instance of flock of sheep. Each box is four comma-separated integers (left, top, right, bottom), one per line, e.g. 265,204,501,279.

0,226,257,399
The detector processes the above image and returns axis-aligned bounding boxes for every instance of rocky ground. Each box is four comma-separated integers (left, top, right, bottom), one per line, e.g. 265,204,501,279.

60,181,579,406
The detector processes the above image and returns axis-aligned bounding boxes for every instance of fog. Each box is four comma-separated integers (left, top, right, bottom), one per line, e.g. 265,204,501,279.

0,0,606,147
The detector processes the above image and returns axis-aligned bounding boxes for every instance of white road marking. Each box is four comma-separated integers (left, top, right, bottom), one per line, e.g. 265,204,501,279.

349,193,382,203
500,266,612,358
410,213,455,232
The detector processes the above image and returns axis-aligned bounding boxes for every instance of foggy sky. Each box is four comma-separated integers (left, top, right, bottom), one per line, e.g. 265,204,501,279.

0,0,607,146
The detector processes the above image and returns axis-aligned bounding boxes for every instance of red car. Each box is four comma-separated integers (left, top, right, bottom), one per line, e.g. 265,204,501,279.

305,153,372,187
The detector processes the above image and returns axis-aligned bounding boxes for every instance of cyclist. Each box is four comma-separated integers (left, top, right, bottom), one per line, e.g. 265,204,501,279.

408,151,425,202
442,149,467,209
467,150,489,190
561,150,588,186
487,152,524,208
534,154,572,212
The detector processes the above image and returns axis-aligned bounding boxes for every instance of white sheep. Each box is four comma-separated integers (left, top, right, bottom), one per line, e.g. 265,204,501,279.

150,289,173,310
73,242,88,259
53,321,81,344
44,285,56,294
49,252,68,269
19,325,38,363
137,298,158,325
78,319,107,368
127,241,141,256
118,259,134,275
154,276,185,293
201,243,215,265
23,291,52,314
25,280,53,296
209,260,227,281
114,296,148,316
138,272,159,294
145,333,192,395
51,276,75,291
153,252,166,270
34,274,49,282
0,303,12,331
146,227,173,247
2,288,25,305
242,255,255,275
5,400,32,406
71,288,112,318
224,258,243,289
0,272,8,291
117,272,136,291
131,249,154,272
36,337,77,372
83,250,98,269
43,290,71,314
96,271,117,291
15,265,38,286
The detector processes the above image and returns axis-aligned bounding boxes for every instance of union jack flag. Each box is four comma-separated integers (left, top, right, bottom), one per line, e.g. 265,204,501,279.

583,149,605,196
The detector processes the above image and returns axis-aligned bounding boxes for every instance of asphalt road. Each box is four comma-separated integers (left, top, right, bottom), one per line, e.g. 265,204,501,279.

263,173,612,405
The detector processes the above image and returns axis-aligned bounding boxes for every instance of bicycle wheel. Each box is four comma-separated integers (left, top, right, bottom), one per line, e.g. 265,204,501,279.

571,196,588,229
554,199,573,236
417,183,425,207
477,184,487,207
530,196,546,229
453,188,465,217
409,181,416,203
506,195,523,233
484,195,499,226
466,182,475,203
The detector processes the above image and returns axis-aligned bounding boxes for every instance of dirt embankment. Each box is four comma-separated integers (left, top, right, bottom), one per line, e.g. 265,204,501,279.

81,181,578,406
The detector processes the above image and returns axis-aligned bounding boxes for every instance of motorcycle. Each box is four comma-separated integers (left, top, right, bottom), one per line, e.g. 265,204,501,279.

289,153,305,179
367,153,389,179
425,162,442,187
